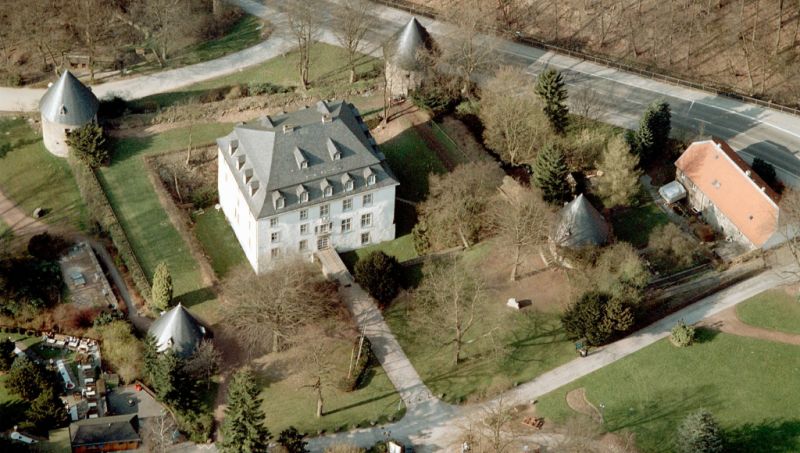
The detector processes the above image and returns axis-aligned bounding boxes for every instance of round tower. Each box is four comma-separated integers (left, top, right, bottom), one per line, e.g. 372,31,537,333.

38,70,99,157
384,17,435,98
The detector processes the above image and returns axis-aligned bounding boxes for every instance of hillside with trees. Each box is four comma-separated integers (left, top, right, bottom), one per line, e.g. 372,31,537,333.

410,0,800,108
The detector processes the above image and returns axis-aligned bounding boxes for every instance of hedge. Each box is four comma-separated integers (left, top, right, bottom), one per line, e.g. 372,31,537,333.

338,337,374,392
68,155,152,301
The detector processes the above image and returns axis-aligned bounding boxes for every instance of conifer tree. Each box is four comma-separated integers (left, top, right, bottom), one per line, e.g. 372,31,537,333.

532,143,571,204
535,68,569,134
676,410,723,453
151,262,173,312
220,367,271,453
596,135,642,208
629,100,671,162
0,338,15,371
65,123,109,168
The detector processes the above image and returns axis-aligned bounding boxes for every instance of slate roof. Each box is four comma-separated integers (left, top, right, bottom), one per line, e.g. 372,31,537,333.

39,70,99,125
384,17,435,71
553,194,610,248
148,304,205,358
70,414,140,447
217,100,399,219
675,138,780,248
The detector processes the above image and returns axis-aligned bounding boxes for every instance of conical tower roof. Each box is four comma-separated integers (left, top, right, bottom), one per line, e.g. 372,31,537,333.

148,304,205,358
39,70,99,125
384,17,435,71
553,194,610,248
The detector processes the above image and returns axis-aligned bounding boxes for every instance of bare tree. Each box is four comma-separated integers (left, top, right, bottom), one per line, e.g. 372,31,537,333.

417,161,505,251
479,66,554,166
412,258,484,365
71,0,115,82
491,184,553,282
298,328,337,418
462,398,522,453
284,0,321,90
222,260,340,355
778,188,800,274
439,0,498,96
570,86,604,124
332,0,372,84
184,339,221,390
143,413,177,453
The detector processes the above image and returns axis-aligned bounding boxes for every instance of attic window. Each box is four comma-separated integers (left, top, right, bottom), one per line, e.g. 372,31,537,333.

236,155,246,171
368,174,376,186
228,139,238,155
327,138,341,161
294,147,308,170
297,185,309,203
321,179,333,197
249,181,259,197
346,180,354,191
273,191,285,210
243,169,253,184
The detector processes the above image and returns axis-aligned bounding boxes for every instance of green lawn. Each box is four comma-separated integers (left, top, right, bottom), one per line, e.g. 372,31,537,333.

259,341,404,434
737,289,800,335
193,209,246,278
380,128,447,202
612,201,670,248
135,42,380,108
536,329,800,453
0,219,10,242
0,118,88,231
100,124,232,312
40,427,71,453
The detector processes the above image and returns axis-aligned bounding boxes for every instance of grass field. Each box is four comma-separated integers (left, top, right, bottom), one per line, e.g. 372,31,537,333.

258,340,404,434
0,117,88,231
536,329,800,453
193,209,246,278
380,128,447,203
136,43,380,108
736,289,800,335
100,124,232,313
612,201,670,248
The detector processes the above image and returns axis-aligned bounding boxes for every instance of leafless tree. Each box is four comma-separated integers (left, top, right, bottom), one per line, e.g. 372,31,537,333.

551,415,606,453
184,339,221,390
332,0,373,84
491,184,553,281
143,413,178,453
222,260,340,355
439,0,498,96
71,0,115,82
778,188,800,274
570,86,604,124
417,161,504,250
284,0,321,90
412,258,484,365
479,66,554,166
459,397,522,453
298,328,337,418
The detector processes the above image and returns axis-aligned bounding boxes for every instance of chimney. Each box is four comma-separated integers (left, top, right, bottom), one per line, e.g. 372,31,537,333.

761,186,766,192
745,170,751,177
282,124,294,134
321,114,332,124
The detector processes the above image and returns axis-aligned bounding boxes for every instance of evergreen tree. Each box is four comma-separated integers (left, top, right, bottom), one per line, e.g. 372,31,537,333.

561,291,634,346
6,356,52,400
630,100,671,162
596,135,642,208
220,367,271,453
751,157,779,191
676,410,723,453
65,123,109,168
26,387,69,431
0,338,15,371
151,262,174,312
278,427,308,453
535,68,569,134
532,143,571,204
142,335,161,386
353,251,401,307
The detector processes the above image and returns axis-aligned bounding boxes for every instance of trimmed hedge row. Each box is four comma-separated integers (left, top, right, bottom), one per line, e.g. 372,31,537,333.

68,155,152,301
339,337,374,392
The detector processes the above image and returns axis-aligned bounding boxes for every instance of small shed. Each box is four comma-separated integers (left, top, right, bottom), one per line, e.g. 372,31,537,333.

658,181,687,204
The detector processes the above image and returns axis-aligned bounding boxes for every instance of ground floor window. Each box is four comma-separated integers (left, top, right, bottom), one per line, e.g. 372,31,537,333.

317,236,330,250
361,232,370,245
299,240,308,251
271,248,280,258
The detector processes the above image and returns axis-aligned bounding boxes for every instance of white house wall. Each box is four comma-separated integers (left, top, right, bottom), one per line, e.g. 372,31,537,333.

218,148,260,272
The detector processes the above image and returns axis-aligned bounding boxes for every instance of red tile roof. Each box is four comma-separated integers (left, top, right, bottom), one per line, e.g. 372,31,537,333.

675,138,779,247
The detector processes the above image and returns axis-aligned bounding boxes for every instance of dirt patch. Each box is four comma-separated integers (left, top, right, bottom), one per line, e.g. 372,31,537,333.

566,388,601,422
702,306,800,346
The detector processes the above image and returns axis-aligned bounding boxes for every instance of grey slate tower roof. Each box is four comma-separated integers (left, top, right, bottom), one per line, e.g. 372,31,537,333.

553,194,610,248
39,70,99,125
384,17,435,71
148,304,205,358
217,100,399,219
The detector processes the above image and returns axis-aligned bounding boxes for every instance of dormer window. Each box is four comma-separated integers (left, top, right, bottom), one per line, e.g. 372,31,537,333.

228,139,238,155
368,174,376,186
249,181,259,197
321,179,333,198
327,138,341,161
294,146,308,170
346,180,354,191
333,151,341,160
341,173,354,192
296,185,309,203
276,197,285,209
236,155,246,171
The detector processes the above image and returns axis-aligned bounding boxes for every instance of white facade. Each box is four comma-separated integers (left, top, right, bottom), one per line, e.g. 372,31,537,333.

218,149,397,273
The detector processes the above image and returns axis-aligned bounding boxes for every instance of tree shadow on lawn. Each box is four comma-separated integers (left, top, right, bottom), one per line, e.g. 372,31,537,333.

725,419,800,453
0,400,28,431
108,135,154,165
175,286,216,308
693,326,720,344
323,389,400,416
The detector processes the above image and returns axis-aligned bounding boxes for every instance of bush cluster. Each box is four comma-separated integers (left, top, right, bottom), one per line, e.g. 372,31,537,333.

353,251,401,307
338,337,374,392
68,156,152,301
561,291,635,346
670,321,696,347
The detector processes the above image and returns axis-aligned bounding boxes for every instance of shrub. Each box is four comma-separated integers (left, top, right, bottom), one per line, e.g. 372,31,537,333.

92,310,124,327
278,427,308,453
670,321,696,347
338,337,373,392
647,223,704,273
225,84,247,100
561,291,635,346
247,82,290,96
27,233,71,261
89,321,143,382
66,123,110,168
190,187,217,209
176,409,214,443
676,410,723,453
353,251,401,307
